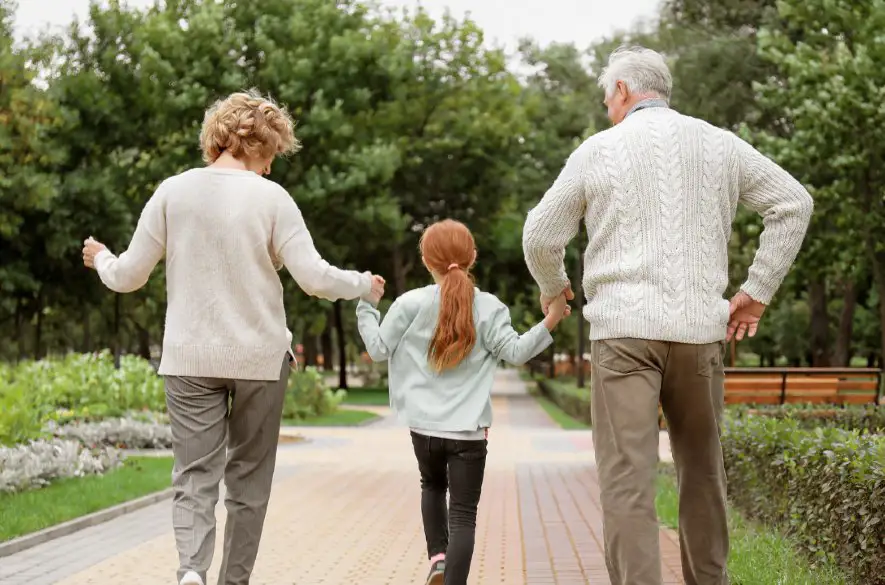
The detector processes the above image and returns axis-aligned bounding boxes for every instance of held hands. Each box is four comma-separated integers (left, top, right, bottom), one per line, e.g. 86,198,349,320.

82,237,108,270
726,290,766,342
541,284,574,318
365,274,386,305
543,291,571,331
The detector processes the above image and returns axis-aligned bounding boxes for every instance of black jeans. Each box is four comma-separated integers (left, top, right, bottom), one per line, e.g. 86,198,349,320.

411,432,487,585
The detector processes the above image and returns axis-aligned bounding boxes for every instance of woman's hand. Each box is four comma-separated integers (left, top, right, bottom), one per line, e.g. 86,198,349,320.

366,274,386,305
82,237,108,270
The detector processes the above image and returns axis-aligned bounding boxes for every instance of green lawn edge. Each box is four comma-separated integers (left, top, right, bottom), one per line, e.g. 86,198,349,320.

530,390,589,430
0,456,173,542
655,468,849,584
283,408,379,427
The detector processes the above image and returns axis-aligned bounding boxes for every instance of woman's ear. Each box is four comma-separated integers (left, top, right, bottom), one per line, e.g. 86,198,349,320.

471,249,478,267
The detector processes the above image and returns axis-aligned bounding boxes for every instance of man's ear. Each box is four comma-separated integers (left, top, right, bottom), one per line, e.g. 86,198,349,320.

616,80,629,102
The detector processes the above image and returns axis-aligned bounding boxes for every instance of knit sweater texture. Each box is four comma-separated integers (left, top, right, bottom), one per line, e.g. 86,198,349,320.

523,107,813,344
95,167,371,380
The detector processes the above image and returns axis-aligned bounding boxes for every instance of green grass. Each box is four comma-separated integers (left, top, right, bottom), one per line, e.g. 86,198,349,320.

0,456,173,542
342,387,389,406
531,390,589,430
283,408,379,427
655,469,848,584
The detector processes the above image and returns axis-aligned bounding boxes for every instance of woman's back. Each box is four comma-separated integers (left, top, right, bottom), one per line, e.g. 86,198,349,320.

159,167,293,380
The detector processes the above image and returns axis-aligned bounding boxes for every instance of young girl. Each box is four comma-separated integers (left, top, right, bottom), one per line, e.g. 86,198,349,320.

356,219,569,585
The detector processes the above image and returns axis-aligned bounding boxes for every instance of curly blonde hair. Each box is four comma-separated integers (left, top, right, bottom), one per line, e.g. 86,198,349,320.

199,90,301,164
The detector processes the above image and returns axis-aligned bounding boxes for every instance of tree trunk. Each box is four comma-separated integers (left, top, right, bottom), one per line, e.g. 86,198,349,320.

320,314,334,371
392,244,408,296
832,280,857,366
576,230,586,388
333,300,348,389
873,257,885,372
808,279,830,367
548,339,556,378
302,332,318,367
113,295,121,369
82,312,92,353
34,294,44,359
135,325,151,361
15,298,25,362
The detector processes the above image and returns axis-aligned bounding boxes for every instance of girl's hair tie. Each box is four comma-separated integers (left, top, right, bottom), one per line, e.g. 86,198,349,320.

447,263,460,272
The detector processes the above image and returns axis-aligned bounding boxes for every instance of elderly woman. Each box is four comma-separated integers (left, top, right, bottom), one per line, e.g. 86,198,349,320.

83,90,383,585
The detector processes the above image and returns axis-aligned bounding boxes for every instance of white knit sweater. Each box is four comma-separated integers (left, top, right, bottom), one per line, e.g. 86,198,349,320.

523,107,813,344
95,167,371,380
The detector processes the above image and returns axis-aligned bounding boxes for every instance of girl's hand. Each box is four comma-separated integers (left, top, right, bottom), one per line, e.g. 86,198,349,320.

366,274,386,305
543,293,570,330
82,237,108,270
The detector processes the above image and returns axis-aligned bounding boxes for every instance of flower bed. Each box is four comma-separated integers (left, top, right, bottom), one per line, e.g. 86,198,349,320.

722,414,885,584
0,440,122,494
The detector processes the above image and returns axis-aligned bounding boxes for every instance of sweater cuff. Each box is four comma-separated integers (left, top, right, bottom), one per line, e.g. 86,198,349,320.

740,278,775,306
357,272,374,300
356,299,380,315
93,249,115,275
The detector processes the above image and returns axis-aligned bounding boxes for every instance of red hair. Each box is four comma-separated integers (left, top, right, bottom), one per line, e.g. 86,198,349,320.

420,220,477,372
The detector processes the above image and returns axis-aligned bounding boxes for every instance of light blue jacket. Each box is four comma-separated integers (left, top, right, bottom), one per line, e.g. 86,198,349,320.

356,285,553,432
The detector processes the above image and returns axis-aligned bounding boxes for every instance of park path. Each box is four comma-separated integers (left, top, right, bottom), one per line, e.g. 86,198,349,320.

0,370,682,584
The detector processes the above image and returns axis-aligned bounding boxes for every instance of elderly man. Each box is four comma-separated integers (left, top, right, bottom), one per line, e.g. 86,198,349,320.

522,46,813,585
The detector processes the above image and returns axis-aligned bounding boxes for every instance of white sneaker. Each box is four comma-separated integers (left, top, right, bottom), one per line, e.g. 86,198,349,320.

180,571,204,585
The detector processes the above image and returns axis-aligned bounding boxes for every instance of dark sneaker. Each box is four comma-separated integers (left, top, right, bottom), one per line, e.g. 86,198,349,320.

425,560,445,585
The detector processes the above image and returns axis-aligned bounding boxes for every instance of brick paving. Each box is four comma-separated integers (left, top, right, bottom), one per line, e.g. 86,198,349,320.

0,369,683,585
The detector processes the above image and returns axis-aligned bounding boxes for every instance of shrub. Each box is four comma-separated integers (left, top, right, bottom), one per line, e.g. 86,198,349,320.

282,367,344,421
729,404,885,434
0,352,165,445
0,439,123,494
722,414,885,584
537,378,591,425
50,413,173,450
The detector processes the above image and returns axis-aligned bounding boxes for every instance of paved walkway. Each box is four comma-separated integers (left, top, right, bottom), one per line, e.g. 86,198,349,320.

0,370,683,584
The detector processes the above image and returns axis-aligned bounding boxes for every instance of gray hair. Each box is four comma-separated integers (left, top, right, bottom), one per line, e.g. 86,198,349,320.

598,46,672,101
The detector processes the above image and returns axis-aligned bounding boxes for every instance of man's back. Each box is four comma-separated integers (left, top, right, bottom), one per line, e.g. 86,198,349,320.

523,106,813,343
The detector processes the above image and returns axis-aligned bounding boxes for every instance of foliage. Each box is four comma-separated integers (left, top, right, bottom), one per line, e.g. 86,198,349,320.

49,413,173,450
722,415,885,583
537,377,591,425
282,366,344,421
0,352,164,445
655,466,848,585
730,404,885,434
1,0,884,374
0,439,122,494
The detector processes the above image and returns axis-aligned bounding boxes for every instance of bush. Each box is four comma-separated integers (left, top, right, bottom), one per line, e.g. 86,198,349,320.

722,414,885,584
0,439,123,494
730,404,885,434
0,352,165,445
537,378,591,425
282,367,344,421
50,413,173,450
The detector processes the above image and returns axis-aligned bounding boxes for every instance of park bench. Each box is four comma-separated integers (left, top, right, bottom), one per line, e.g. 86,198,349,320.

723,367,882,406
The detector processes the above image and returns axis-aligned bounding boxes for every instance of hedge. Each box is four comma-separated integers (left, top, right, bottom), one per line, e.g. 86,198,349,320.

722,414,885,584
537,378,591,425
730,404,885,434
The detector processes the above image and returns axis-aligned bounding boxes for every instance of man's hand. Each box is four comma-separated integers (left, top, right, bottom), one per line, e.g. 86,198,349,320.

82,237,108,270
366,274,386,305
727,291,766,342
541,285,575,317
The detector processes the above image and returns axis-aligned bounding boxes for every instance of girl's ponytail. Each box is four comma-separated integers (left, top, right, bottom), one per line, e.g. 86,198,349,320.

429,264,476,371
420,220,478,372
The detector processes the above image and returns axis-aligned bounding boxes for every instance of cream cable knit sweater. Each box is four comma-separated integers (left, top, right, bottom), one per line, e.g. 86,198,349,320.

95,167,371,380
523,107,813,344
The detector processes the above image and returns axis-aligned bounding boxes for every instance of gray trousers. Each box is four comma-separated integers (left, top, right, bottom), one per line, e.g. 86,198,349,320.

165,360,288,585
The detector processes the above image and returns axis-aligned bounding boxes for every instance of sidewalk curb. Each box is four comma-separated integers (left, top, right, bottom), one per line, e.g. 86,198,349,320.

0,488,173,558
